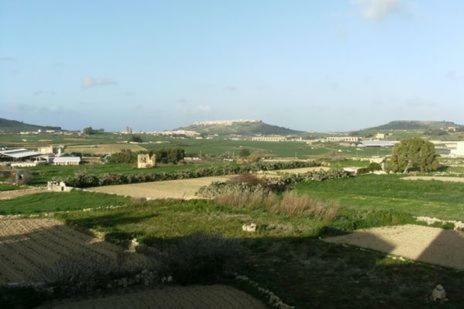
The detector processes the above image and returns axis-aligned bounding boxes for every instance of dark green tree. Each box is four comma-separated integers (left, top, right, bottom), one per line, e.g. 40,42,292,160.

390,138,439,173
239,148,251,158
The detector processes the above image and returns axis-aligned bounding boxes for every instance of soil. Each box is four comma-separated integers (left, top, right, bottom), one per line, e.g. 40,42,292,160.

325,224,464,270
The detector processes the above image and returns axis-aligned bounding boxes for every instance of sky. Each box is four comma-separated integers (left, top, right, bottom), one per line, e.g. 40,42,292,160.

1,0,464,132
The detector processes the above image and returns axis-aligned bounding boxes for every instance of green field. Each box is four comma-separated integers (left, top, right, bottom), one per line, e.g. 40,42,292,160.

295,174,464,220
26,162,230,185
0,185,462,307
0,191,131,215
0,184,20,191
0,132,392,158
54,197,459,307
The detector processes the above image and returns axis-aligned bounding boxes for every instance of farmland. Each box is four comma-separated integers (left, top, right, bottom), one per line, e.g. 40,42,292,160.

0,218,147,285
295,174,464,220
26,162,231,185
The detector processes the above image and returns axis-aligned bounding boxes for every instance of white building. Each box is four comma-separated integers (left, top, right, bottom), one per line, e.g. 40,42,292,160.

450,141,464,157
53,157,81,166
324,136,360,143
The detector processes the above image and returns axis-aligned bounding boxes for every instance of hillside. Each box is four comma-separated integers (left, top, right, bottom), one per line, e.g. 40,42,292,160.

353,120,463,135
0,118,62,133
177,120,304,136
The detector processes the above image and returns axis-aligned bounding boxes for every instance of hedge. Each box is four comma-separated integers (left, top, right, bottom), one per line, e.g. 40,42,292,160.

64,161,321,188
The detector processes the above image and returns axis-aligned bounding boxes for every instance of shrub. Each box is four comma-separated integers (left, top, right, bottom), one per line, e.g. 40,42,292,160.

161,233,244,284
107,149,137,164
357,162,382,175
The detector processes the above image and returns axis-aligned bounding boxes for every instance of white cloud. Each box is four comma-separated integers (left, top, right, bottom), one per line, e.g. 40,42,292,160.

81,76,117,89
354,0,401,21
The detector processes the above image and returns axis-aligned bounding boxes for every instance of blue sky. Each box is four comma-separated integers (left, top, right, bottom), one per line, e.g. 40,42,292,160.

1,0,464,132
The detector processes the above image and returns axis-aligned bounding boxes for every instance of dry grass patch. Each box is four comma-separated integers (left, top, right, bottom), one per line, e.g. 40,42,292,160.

214,190,338,221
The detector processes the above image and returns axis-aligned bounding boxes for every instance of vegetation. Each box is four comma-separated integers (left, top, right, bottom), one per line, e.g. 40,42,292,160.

64,160,321,188
107,149,138,164
0,191,131,215
0,183,20,191
295,174,464,220
54,199,464,307
390,138,440,173
154,148,185,164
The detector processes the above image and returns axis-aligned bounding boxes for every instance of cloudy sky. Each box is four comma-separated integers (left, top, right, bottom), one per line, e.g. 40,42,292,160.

1,0,463,132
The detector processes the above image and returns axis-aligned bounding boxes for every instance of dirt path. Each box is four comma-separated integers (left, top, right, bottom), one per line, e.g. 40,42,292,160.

40,285,266,309
87,176,232,200
0,187,46,200
402,176,464,183
325,224,464,270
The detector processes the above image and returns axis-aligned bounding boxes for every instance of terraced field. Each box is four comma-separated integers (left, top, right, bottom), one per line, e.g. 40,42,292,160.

0,218,146,285
40,285,266,309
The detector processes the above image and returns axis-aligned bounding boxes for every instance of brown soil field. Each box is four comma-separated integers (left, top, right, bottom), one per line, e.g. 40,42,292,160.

0,218,146,285
325,224,464,270
65,143,147,155
0,187,46,200
87,176,232,199
40,285,266,309
402,176,464,183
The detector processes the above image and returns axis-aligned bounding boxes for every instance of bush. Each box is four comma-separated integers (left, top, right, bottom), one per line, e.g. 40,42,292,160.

107,149,137,164
358,162,382,175
161,233,244,284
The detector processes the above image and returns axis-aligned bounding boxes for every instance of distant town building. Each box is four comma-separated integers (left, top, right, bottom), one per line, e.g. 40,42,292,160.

358,140,398,148
374,133,386,140
324,136,360,143
193,119,260,126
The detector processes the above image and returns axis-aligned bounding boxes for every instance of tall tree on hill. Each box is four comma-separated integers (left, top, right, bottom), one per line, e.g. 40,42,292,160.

390,138,440,173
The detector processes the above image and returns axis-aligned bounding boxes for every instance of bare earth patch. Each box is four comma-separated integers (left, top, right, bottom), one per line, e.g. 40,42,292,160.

0,218,145,285
65,143,147,155
40,285,266,309
325,224,464,270
87,176,232,200
0,187,46,200
402,176,464,183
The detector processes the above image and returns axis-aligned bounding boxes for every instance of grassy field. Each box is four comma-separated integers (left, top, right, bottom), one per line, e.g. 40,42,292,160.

0,191,131,215
295,174,464,221
65,143,147,155
56,199,462,307
0,184,20,191
0,188,462,307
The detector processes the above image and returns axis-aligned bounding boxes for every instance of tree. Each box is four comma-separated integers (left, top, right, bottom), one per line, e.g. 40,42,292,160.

390,138,439,173
82,127,96,135
239,148,251,158
129,135,143,143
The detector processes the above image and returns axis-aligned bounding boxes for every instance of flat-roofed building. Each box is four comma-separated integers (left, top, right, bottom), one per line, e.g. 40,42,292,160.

53,156,81,166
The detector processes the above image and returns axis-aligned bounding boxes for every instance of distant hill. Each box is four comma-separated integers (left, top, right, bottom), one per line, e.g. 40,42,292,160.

0,117,62,133
177,120,304,136
353,120,463,135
